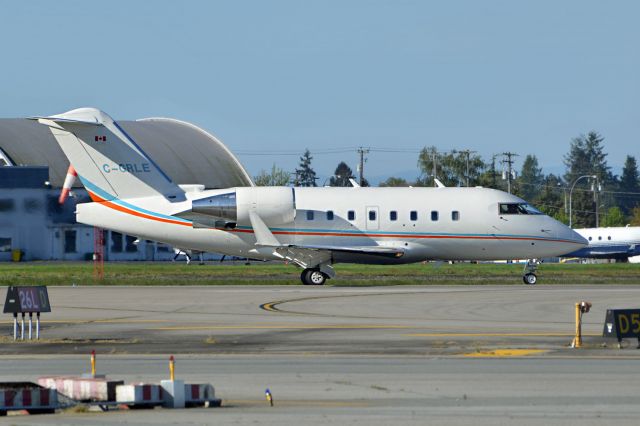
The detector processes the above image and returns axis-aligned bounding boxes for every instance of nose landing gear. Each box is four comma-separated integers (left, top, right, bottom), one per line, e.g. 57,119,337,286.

523,259,540,285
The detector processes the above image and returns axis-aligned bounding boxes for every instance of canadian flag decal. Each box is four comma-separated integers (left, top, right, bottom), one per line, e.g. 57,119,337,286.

95,136,107,142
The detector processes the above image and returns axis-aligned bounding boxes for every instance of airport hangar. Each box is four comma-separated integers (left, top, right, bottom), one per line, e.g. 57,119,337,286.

0,116,253,261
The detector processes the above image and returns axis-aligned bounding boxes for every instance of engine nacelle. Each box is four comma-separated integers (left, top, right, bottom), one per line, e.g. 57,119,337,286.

236,187,296,226
189,187,295,227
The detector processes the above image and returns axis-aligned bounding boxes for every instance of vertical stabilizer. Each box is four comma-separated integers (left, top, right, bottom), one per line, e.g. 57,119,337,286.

34,108,184,201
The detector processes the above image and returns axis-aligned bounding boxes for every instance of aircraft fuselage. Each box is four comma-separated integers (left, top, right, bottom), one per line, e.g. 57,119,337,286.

76,185,585,264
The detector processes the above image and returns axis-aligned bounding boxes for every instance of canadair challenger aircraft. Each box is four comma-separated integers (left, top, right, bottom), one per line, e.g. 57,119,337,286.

35,108,586,285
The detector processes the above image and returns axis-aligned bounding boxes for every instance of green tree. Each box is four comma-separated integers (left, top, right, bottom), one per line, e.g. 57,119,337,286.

618,155,640,215
563,131,611,227
254,164,291,186
477,155,499,189
533,174,567,224
294,149,317,187
601,207,626,227
417,146,441,187
518,155,544,202
379,177,410,187
418,147,485,187
631,207,640,226
329,162,355,187
448,150,485,187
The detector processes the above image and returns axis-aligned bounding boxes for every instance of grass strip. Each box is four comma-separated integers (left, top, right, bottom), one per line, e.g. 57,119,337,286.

0,261,638,286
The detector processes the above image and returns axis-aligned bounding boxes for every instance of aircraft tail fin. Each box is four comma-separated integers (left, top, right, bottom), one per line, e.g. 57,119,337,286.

33,108,184,202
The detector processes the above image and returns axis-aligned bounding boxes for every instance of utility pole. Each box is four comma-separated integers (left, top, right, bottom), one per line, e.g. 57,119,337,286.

453,149,477,187
490,155,498,188
357,147,370,186
501,152,518,194
432,151,437,187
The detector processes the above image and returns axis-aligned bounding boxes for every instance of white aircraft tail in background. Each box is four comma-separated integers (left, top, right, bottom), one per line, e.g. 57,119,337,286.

35,108,587,285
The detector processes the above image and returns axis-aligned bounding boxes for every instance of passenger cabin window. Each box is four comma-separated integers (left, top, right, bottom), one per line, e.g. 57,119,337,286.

348,210,355,221
431,210,439,221
451,211,460,221
410,211,418,221
588,236,593,241
390,211,397,221
327,211,334,221
598,236,602,241
608,236,611,240
369,210,376,221
499,203,543,215
306,211,314,221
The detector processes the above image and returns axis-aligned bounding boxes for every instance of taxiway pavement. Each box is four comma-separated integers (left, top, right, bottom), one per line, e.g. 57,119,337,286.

2,285,640,424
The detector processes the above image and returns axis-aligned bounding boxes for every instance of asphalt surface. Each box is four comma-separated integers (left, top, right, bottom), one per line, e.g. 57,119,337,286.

2,284,640,424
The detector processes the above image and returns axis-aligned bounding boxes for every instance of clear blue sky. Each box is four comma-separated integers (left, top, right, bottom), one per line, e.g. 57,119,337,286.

2,0,638,184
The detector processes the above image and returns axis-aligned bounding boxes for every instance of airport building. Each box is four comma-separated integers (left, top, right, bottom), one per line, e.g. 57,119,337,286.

0,116,253,261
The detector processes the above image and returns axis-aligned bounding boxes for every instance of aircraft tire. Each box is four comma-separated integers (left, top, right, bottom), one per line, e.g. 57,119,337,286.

523,273,537,285
301,268,327,285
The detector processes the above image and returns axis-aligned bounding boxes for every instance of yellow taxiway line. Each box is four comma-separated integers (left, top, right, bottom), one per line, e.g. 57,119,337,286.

150,324,413,331
462,349,548,357
405,332,601,337
225,399,370,408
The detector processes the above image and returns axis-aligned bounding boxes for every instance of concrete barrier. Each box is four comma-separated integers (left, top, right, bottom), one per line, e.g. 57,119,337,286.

0,382,58,415
160,379,185,408
184,383,221,408
38,376,123,402
116,383,164,408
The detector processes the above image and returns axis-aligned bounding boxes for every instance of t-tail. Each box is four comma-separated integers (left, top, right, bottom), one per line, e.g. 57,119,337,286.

33,107,184,202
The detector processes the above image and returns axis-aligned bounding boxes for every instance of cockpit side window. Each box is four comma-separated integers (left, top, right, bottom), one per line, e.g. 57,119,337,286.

498,203,543,215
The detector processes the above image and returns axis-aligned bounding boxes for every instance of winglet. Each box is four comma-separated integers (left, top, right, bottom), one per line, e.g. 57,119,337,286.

249,211,281,247
434,178,446,188
349,178,360,188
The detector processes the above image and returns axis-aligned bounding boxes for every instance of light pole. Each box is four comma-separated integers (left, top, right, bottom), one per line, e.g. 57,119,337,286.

569,175,596,228
557,182,568,215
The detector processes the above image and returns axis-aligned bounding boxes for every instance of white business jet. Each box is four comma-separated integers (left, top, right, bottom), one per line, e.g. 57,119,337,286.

35,108,586,285
561,226,640,261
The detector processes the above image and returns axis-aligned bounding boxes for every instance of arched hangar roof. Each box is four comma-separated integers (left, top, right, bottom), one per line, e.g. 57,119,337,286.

0,116,253,189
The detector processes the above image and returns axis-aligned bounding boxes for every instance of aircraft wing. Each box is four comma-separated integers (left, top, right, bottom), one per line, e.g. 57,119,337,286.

266,244,404,271
243,210,405,270
282,244,404,257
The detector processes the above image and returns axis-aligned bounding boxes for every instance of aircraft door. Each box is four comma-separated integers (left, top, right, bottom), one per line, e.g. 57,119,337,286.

366,206,379,230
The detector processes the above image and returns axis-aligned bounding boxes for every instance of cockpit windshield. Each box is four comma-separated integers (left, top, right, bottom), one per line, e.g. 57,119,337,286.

499,203,543,215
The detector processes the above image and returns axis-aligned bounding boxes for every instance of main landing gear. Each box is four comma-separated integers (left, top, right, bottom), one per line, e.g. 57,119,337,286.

523,259,540,285
300,268,329,285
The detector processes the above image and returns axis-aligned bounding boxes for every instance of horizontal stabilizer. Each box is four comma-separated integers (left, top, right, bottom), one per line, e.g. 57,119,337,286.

33,108,184,201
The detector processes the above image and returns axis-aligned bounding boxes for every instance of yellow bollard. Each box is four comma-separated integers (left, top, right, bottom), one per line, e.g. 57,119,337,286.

169,355,175,381
573,301,592,348
574,303,582,348
91,350,96,376
265,388,273,406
